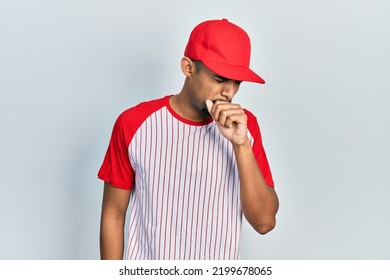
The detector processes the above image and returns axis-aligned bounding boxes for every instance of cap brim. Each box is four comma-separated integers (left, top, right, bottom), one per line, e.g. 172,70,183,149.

202,60,265,84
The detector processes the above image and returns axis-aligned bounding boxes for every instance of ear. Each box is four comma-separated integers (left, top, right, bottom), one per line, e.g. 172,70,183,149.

181,57,195,78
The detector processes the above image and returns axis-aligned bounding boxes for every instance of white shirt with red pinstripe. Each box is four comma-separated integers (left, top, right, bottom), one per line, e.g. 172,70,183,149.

98,95,274,260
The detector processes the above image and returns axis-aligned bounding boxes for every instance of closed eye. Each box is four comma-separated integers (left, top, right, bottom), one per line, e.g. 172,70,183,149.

214,75,242,85
214,76,227,83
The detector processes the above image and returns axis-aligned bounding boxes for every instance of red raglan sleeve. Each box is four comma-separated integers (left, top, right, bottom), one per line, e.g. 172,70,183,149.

98,111,135,190
245,110,275,187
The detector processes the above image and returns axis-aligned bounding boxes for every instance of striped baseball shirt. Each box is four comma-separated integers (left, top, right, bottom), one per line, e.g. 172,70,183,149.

98,95,274,260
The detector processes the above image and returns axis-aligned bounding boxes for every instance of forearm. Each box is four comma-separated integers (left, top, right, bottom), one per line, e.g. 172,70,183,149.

233,140,279,234
100,212,126,259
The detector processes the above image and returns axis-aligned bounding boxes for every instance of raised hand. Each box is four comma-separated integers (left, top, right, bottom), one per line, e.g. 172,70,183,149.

205,100,249,146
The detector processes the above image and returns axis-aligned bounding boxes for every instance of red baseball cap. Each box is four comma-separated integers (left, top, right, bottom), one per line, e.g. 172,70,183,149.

184,18,265,84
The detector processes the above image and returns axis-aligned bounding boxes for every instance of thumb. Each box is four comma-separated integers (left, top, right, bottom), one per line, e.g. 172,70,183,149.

205,100,213,115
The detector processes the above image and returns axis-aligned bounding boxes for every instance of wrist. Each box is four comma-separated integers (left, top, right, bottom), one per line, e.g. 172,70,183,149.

232,137,251,150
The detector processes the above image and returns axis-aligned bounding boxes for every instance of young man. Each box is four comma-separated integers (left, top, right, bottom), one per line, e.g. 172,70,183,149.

98,18,279,260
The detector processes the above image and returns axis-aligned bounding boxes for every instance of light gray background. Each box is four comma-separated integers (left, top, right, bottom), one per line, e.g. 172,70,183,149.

1,0,389,259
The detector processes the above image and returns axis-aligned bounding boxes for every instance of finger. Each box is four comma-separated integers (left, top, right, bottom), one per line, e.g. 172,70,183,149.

223,111,247,127
218,108,246,127
212,102,242,123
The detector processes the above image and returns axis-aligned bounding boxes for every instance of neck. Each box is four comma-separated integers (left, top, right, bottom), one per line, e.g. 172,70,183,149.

169,90,210,123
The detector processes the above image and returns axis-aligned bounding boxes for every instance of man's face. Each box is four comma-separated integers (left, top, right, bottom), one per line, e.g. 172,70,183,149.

188,62,242,114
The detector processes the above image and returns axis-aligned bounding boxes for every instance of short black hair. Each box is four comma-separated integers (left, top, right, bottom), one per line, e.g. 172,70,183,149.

192,60,204,73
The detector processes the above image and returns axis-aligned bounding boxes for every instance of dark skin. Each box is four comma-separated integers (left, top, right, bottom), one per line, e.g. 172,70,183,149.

100,57,279,259
171,57,278,230
100,182,129,259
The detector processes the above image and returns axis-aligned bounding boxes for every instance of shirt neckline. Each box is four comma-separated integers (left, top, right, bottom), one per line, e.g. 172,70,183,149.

164,95,214,126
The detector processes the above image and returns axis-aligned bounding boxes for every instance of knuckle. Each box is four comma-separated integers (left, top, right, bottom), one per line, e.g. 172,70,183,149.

220,110,228,118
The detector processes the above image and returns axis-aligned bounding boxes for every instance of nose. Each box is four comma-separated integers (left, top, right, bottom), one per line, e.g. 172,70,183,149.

221,80,239,100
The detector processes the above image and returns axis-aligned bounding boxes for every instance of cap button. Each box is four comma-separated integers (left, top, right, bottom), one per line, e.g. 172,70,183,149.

222,18,228,22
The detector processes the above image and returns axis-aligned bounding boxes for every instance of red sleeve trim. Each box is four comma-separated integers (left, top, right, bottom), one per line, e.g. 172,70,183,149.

245,109,275,187
97,96,169,190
